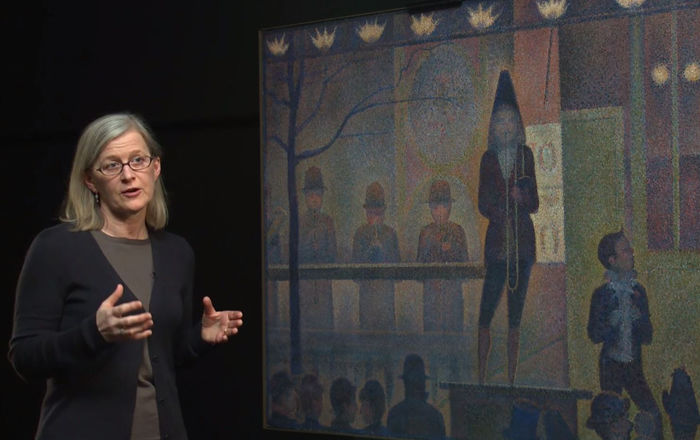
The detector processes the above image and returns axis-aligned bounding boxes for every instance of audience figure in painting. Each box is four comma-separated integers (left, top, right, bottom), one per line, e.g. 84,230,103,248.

588,230,663,439
387,353,446,440
477,70,539,386
298,165,336,329
542,408,577,440
417,179,468,333
662,366,700,440
8,113,243,440
359,379,391,437
299,373,326,432
329,376,360,434
268,371,300,430
633,411,657,440
587,391,635,440
502,398,541,440
352,181,400,331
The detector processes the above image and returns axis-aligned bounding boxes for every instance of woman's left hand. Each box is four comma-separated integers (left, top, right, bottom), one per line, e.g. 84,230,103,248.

201,296,243,344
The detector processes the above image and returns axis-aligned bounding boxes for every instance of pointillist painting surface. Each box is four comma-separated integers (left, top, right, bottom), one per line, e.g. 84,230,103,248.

260,1,700,439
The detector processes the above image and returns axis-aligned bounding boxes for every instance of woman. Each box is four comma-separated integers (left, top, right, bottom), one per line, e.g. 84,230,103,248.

9,113,243,440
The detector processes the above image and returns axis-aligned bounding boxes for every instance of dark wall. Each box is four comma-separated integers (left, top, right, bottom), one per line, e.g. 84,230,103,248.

1,1,412,439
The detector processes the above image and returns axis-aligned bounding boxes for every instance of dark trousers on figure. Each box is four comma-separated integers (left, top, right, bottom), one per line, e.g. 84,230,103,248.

478,260,532,329
600,356,663,438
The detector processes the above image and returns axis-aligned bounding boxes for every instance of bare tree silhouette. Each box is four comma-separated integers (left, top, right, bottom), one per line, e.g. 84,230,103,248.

262,31,459,373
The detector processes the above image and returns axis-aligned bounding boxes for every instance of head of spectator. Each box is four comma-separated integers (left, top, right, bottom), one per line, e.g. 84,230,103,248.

543,409,576,440
359,380,386,428
662,366,700,440
503,398,541,440
330,377,357,430
299,374,324,424
400,353,430,400
269,371,299,428
586,391,633,440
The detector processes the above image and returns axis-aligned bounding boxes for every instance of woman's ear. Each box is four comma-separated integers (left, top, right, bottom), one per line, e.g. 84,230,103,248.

153,156,161,179
83,171,97,193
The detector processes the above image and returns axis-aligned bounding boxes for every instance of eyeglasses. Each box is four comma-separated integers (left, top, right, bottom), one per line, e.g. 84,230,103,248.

95,156,154,176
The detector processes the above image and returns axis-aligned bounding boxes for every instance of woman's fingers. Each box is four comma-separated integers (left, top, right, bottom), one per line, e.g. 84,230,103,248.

122,318,154,340
112,300,145,318
119,312,152,328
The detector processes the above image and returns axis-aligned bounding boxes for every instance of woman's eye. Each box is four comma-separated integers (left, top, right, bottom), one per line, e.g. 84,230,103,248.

103,162,121,171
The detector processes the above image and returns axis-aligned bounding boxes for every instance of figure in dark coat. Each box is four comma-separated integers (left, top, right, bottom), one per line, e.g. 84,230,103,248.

477,70,539,385
352,181,400,331
299,166,337,329
417,180,468,333
387,354,446,440
662,367,700,440
588,230,662,439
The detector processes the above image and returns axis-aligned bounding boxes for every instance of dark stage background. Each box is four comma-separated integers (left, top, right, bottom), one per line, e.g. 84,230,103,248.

1,1,411,439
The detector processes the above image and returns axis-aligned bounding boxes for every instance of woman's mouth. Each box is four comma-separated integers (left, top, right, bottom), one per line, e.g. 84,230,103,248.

122,188,141,197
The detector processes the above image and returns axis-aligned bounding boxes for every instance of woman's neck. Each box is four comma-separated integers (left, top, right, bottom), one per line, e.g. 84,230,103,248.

101,215,149,240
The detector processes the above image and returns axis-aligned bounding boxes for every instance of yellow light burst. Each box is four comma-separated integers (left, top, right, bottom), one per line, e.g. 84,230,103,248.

683,62,700,83
467,3,500,31
410,13,439,37
311,27,336,51
266,34,289,56
615,0,646,8
536,0,568,20
356,20,386,44
651,64,670,86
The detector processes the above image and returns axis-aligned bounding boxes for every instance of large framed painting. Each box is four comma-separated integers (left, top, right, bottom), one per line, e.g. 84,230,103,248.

260,1,700,439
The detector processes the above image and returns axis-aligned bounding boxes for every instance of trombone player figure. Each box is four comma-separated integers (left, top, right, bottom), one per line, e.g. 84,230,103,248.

477,70,539,385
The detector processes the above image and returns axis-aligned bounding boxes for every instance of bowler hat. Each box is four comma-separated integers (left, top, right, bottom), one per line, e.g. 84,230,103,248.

303,166,325,192
363,181,386,209
428,180,453,204
400,354,430,384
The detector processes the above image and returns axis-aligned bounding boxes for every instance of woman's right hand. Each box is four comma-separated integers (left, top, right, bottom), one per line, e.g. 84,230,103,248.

96,284,154,342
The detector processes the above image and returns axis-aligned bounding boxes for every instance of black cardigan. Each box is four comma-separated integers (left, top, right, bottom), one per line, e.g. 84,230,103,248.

9,223,211,440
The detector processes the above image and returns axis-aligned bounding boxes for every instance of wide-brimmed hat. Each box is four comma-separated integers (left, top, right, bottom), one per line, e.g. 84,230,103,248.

427,180,453,204
400,354,430,384
503,398,541,440
363,181,386,209
586,391,630,430
303,166,325,192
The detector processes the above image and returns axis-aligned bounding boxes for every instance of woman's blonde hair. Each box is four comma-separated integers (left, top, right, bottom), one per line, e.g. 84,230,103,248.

60,113,168,230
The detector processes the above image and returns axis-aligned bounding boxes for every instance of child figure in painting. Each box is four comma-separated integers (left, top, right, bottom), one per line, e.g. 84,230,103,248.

417,179,468,333
587,230,663,439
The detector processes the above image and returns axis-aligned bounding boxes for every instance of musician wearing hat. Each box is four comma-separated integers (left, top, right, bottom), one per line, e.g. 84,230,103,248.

352,181,400,331
477,70,539,385
299,166,337,329
417,179,469,333
387,353,446,439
